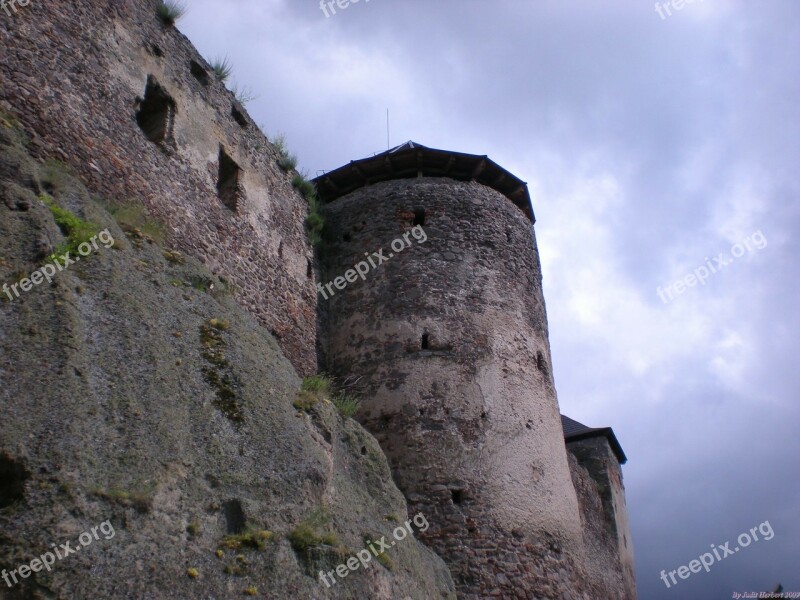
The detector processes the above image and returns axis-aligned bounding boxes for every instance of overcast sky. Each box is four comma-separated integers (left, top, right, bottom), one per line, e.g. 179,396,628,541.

179,1,799,597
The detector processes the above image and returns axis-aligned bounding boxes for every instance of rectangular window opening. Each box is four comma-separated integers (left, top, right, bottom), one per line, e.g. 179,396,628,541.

413,208,426,227
190,60,210,86
231,105,248,128
136,76,176,145
218,147,242,211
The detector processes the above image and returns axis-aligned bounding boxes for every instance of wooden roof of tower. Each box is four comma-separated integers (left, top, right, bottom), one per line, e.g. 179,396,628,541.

313,141,535,223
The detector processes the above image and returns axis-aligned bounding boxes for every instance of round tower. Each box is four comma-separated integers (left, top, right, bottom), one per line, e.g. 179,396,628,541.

315,142,590,598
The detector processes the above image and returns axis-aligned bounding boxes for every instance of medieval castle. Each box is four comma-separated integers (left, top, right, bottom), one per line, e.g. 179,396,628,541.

0,1,635,597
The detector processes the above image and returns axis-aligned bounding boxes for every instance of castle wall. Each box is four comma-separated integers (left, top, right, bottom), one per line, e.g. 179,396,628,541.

0,0,317,374
1,2,637,595
567,437,637,599
319,176,604,598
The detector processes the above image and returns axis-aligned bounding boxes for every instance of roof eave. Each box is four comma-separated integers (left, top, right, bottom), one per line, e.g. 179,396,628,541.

565,428,628,465
313,142,535,223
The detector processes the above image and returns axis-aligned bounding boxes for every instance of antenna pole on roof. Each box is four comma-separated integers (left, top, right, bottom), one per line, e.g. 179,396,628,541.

386,108,390,150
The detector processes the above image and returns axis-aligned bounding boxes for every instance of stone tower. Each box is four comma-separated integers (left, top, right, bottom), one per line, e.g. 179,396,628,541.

315,142,603,598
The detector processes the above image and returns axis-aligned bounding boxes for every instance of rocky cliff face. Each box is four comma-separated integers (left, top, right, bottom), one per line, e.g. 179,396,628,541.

0,116,455,599
0,0,317,376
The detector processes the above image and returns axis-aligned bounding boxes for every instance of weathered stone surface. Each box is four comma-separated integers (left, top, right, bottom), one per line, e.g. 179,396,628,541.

568,437,637,599
319,177,627,598
0,0,316,375
0,118,454,600
0,1,637,596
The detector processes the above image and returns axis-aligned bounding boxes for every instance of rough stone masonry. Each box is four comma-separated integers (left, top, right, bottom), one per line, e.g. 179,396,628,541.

0,1,636,598
316,157,637,598
0,0,317,375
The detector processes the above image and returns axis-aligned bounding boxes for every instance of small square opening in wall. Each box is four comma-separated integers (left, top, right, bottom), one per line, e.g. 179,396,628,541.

413,207,426,227
231,105,248,128
217,147,242,211
190,60,210,86
136,76,176,145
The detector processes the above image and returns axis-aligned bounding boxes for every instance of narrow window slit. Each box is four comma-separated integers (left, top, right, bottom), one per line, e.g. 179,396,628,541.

222,499,246,534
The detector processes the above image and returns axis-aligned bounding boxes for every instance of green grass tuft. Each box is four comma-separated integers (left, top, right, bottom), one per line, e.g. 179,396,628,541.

332,393,361,418
187,521,202,537
289,511,343,558
156,0,186,26
92,485,155,513
293,373,331,412
272,134,298,172
278,154,298,171
306,211,324,246
40,194,101,265
219,529,274,551
211,57,233,82
272,134,288,156
290,172,325,246
301,374,333,394
293,375,361,418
